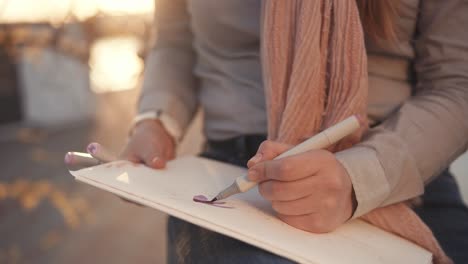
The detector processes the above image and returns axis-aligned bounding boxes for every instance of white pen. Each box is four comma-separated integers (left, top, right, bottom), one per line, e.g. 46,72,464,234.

211,115,363,202
64,151,101,171
65,143,117,170
87,142,117,163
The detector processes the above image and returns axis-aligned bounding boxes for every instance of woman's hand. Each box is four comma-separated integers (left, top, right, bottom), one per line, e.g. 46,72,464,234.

119,119,176,169
247,140,357,233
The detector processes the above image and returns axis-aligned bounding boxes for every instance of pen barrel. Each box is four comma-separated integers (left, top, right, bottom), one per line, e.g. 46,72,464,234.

87,143,117,162
236,175,258,192
234,116,360,193
276,116,360,159
65,152,100,171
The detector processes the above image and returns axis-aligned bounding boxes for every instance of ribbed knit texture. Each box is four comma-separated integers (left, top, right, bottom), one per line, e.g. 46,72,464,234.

261,1,451,263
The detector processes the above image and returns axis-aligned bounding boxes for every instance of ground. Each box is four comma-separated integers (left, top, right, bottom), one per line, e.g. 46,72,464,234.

0,90,168,264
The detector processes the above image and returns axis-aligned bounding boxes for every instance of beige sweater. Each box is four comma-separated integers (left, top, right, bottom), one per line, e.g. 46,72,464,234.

261,1,450,262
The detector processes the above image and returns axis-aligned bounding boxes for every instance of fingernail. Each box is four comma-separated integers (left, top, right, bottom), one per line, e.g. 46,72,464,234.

87,143,98,154
248,153,262,164
248,170,259,181
152,157,166,168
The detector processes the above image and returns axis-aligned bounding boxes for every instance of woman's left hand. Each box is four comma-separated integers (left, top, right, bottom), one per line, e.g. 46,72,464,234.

247,140,357,233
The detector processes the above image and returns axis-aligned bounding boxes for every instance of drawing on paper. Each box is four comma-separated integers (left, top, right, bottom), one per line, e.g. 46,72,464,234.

193,195,233,209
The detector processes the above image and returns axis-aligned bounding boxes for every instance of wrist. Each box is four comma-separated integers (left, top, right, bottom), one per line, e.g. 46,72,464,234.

350,186,358,218
131,118,176,152
340,162,357,221
134,119,175,142
131,110,182,143
335,146,390,219
133,118,164,131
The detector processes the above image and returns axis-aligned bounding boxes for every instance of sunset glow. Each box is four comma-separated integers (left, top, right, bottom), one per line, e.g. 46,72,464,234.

0,0,154,23
89,37,143,93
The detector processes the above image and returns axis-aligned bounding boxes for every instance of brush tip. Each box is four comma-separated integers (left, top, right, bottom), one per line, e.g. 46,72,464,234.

210,197,218,203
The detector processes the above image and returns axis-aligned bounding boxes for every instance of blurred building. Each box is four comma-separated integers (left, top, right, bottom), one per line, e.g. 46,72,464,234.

0,37,21,124
0,0,154,127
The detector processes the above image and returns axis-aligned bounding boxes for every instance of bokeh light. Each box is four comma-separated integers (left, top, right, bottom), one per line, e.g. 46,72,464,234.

89,36,144,93
0,0,154,23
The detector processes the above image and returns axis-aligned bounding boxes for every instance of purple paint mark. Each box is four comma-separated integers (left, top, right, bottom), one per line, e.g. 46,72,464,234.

193,195,233,209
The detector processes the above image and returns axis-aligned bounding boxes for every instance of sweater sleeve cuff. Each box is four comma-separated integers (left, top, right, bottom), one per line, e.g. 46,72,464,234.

132,111,183,143
335,146,390,219
138,91,192,138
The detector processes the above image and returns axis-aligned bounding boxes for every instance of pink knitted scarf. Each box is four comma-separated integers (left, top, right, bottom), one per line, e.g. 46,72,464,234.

261,1,451,263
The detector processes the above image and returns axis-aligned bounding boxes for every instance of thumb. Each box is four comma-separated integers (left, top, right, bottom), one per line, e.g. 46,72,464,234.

142,150,167,169
119,145,165,169
118,145,141,164
247,140,292,168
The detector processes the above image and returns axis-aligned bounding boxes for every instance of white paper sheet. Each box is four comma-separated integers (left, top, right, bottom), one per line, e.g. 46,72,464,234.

70,156,432,264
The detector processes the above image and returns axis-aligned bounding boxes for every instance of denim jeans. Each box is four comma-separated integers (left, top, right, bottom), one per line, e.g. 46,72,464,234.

167,136,468,264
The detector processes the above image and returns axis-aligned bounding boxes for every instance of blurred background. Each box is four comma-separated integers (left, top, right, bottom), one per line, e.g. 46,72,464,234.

0,0,466,263
0,0,204,263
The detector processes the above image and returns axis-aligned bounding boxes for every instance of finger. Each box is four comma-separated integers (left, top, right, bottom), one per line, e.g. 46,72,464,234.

120,141,167,169
119,147,142,164
142,151,167,169
271,195,333,216
258,176,320,201
120,143,166,169
87,142,117,162
278,213,336,234
248,149,331,182
272,197,318,216
247,140,292,168
125,154,141,164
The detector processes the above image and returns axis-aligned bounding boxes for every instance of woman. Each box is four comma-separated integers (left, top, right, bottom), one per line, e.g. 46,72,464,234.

121,0,468,263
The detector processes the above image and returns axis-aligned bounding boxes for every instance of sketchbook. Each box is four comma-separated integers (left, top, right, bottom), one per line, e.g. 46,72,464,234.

69,156,432,264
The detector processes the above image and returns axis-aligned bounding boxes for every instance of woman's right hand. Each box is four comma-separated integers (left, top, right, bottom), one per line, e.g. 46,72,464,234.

119,119,176,169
